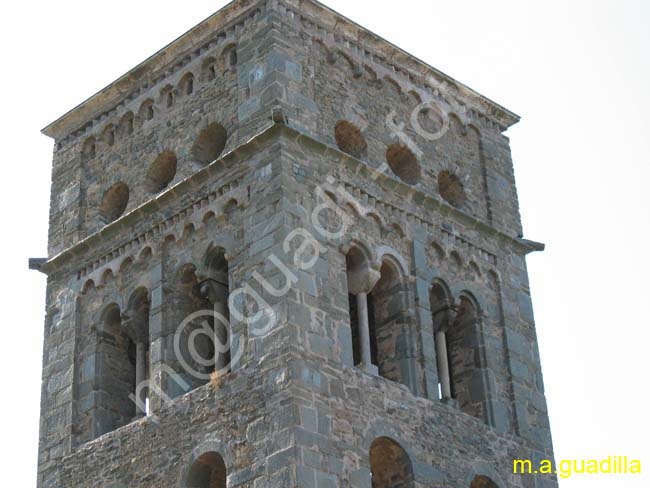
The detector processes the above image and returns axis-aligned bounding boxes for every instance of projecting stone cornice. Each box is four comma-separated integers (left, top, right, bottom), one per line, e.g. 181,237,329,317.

280,0,520,130
42,0,518,145
37,122,542,278
41,0,263,142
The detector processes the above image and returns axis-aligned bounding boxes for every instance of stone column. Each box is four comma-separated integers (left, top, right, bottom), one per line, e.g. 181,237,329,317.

213,299,229,372
356,292,373,373
135,342,147,416
435,331,452,400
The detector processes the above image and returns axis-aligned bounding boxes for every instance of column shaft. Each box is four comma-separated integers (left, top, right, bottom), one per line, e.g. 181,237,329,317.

436,331,452,400
357,292,373,372
135,342,147,416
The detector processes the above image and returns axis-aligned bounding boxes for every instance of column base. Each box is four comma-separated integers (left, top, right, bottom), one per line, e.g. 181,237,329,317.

442,398,458,408
365,364,379,376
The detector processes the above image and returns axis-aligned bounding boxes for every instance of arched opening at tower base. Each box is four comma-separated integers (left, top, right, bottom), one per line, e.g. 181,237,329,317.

369,437,415,488
470,475,499,488
186,451,227,488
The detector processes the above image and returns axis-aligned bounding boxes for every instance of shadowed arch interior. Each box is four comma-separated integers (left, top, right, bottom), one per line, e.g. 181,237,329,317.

470,475,499,488
369,437,414,488
145,150,178,194
369,260,411,386
192,123,228,165
335,120,367,158
101,182,129,223
386,144,421,185
447,294,483,419
186,451,227,488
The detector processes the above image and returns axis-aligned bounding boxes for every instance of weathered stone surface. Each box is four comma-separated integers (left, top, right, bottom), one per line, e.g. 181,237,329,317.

34,1,556,487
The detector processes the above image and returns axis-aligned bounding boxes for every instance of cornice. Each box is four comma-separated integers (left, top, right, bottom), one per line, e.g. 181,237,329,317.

41,0,264,143
279,0,520,130
39,122,542,280
42,0,519,146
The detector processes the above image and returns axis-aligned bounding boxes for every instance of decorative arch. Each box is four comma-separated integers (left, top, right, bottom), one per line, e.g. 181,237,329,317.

179,72,195,96
118,111,134,138
100,269,115,286
138,99,155,122
81,137,96,161
374,246,409,277
220,43,237,71
383,75,404,96
161,84,174,109
137,246,153,262
81,279,96,295
103,124,116,146
202,56,217,82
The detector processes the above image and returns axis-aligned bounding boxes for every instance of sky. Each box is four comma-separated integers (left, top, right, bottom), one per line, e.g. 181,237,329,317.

0,0,648,486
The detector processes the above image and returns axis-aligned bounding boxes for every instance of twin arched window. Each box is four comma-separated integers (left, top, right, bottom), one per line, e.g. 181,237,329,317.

346,246,412,387
345,243,485,421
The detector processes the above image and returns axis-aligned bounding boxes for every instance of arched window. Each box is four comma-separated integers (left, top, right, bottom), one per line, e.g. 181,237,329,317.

198,246,231,373
186,452,227,488
470,475,499,488
430,282,453,401
170,249,230,393
369,437,414,488
430,285,485,419
95,303,136,437
345,245,377,372
171,264,211,393
447,295,482,419
368,259,411,385
124,288,151,417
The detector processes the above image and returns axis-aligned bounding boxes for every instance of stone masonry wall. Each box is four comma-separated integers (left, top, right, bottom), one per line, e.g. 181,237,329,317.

37,1,554,487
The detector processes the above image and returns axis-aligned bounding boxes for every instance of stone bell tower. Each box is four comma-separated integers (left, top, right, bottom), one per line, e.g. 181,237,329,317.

32,0,556,486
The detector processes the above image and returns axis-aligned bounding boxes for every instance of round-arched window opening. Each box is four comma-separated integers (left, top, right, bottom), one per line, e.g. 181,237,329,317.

101,182,129,223
386,144,421,185
438,170,466,207
470,475,499,488
192,123,227,166
145,150,177,194
369,437,415,488
186,452,227,488
334,120,367,158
